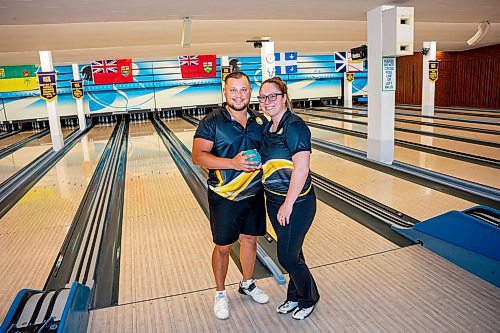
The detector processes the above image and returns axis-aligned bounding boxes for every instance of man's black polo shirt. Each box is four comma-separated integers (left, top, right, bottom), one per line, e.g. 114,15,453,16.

194,105,268,201
260,110,313,203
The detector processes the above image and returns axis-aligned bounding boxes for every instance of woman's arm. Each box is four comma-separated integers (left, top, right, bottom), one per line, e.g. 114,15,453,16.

277,150,310,225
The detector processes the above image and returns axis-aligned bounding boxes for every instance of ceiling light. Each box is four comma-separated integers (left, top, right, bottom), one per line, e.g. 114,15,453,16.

467,21,491,46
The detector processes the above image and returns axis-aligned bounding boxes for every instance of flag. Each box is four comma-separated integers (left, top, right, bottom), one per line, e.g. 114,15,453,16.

275,52,298,75
334,52,348,73
0,65,37,92
91,59,133,84
348,52,365,72
179,54,216,79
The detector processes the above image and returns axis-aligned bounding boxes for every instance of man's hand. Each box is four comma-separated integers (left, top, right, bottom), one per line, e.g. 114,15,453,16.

231,151,261,172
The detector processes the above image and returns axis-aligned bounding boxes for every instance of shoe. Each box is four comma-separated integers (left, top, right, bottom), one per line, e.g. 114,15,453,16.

214,292,229,320
276,300,299,314
292,304,316,320
238,279,269,304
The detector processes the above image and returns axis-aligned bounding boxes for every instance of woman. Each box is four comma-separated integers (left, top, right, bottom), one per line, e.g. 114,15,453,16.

258,77,320,320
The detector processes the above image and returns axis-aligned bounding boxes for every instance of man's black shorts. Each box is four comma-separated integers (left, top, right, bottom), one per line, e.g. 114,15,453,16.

208,189,266,246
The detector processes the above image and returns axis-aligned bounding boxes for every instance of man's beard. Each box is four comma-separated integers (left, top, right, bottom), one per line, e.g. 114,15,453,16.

226,100,248,112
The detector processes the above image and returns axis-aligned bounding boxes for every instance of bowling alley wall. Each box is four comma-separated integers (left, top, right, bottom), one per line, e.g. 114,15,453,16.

396,43,500,109
0,54,367,121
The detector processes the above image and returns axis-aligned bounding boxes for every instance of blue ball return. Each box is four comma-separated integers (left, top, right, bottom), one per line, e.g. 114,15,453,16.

0,281,90,333
393,206,500,287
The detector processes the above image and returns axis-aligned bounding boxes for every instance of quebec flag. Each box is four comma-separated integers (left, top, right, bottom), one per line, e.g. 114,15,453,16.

334,52,348,72
275,52,298,75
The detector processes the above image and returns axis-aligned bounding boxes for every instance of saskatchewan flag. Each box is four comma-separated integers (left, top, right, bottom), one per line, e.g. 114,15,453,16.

0,65,38,92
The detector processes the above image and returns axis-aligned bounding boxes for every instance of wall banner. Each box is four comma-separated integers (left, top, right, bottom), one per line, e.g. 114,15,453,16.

71,79,84,99
37,71,58,101
429,60,439,82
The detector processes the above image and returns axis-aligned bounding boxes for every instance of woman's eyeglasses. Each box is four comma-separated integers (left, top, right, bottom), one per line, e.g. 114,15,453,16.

257,93,284,102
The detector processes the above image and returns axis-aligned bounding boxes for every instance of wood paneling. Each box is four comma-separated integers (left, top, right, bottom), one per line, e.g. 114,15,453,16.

396,44,500,108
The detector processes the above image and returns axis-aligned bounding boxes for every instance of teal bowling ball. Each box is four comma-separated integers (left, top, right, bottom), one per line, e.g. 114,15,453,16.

243,149,261,165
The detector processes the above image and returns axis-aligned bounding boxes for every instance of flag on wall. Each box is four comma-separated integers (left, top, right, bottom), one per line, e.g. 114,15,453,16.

275,52,298,75
179,54,217,79
0,65,38,92
334,52,348,73
91,59,133,84
348,52,365,72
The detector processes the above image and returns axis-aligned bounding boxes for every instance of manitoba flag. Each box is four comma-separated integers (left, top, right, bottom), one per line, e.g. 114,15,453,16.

91,59,133,84
179,54,216,79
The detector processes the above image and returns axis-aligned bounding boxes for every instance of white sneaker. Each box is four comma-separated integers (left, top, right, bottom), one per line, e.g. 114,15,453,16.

238,279,269,304
214,291,229,320
276,300,299,314
292,304,316,320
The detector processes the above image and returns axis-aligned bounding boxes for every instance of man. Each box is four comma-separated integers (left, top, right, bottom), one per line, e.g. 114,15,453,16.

192,71,269,320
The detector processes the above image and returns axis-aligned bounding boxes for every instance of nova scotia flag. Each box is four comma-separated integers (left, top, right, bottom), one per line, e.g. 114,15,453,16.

275,52,298,75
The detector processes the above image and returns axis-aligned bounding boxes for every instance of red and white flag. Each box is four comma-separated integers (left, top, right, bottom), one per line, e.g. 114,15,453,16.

91,59,133,84
178,55,216,79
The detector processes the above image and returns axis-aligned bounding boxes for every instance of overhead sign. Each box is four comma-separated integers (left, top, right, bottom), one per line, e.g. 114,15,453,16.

429,60,439,82
71,79,84,99
37,71,58,101
382,57,396,91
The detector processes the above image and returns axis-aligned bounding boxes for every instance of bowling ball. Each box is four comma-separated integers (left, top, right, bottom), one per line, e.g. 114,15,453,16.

242,149,261,165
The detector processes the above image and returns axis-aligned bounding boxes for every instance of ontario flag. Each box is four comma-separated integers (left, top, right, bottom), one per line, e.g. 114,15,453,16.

179,54,216,79
91,59,133,84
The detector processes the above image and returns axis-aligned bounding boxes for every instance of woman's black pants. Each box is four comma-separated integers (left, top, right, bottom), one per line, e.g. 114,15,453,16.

266,192,320,308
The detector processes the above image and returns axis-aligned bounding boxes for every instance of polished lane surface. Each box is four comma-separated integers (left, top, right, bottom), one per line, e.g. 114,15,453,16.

0,125,113,320
0,128,75,184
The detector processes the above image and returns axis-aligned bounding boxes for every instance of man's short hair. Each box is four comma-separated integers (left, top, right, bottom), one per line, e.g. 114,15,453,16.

224,71,251,85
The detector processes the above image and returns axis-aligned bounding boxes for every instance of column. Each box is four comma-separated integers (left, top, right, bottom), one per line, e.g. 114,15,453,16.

343,72,353,108
72,64,86,131
39,51,64,151
367,6,395,164
421,41,437,116
260,42,276,81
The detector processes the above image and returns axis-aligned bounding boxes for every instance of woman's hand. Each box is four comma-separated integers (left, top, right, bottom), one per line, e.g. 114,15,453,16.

277,202,294,226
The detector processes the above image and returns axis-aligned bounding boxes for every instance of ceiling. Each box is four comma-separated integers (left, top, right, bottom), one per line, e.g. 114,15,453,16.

0,0,498,65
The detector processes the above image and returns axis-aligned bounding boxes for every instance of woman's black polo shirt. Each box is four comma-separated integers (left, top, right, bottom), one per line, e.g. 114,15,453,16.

260,110,313,203
194,106,268,201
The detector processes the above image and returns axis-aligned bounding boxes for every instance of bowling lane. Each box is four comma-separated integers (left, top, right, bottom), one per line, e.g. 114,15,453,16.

395,106,500,122
0,125,113,321
118,121,241,305
395,113,500,132
0,128,75,184
300,115,500,188
304,108,500,141
175,117,475,222
0,130,39,149
166,117,400,269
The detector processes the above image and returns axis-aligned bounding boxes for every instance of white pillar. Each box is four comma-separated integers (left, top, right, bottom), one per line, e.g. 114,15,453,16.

367,6,395,164
260,42,276,81
421,41,437,116
220,56,229,104
72,64,86,131
39,51,64,151
343,73,353,108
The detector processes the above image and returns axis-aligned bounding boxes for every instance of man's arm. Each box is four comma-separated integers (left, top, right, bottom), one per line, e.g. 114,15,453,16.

192,138,259,172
